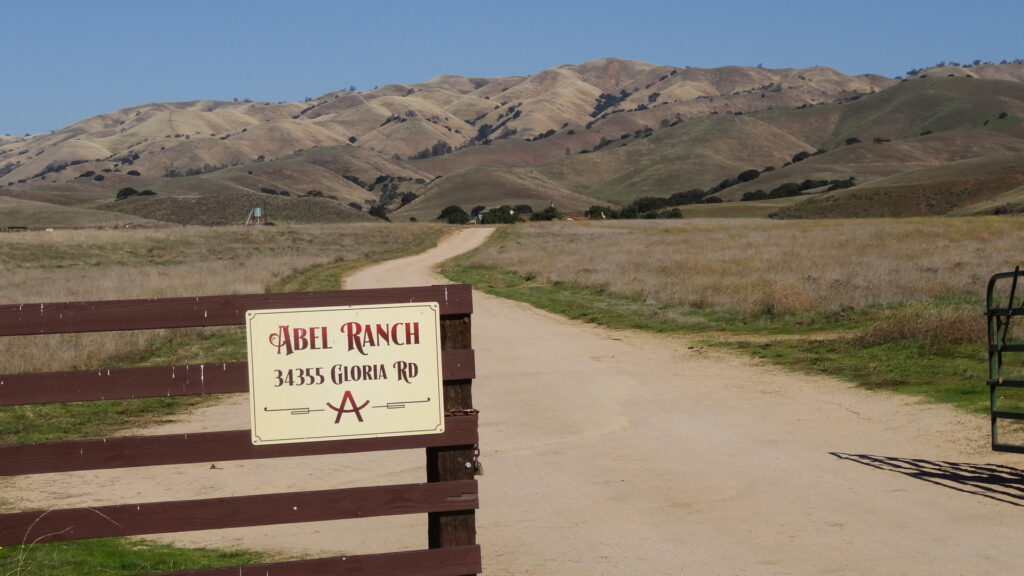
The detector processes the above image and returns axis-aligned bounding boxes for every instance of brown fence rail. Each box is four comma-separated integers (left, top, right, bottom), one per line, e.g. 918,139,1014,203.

0,284,480,576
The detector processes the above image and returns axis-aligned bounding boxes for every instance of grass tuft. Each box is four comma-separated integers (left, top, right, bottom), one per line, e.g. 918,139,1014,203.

856,301,982,352
0,538,266,576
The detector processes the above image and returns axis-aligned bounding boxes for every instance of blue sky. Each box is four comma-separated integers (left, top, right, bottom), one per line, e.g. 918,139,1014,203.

3,0,1022,135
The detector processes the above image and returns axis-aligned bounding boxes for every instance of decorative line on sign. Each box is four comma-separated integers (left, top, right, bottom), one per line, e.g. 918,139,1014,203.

263,406,327,415
373,397,431,410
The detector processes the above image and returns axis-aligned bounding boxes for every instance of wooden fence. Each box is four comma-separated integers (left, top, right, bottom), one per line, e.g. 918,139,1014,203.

0,284,480,575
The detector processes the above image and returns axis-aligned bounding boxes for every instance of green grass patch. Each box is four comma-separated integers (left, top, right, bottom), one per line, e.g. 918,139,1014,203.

0,396,208,445
722,338,991,413
0,538,267,575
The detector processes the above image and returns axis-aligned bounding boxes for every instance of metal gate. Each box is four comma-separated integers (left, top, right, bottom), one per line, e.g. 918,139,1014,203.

987,267,1024,453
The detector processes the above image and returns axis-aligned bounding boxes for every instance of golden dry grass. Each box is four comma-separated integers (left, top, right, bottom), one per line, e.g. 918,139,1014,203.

0,223,444,373
461,218,1024,316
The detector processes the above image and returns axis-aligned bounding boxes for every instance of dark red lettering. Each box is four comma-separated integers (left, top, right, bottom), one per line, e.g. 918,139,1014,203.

269,325,293,355
293,327,309,351
341,322,367,355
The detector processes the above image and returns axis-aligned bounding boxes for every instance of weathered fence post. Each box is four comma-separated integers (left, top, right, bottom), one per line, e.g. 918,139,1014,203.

430,314,477,554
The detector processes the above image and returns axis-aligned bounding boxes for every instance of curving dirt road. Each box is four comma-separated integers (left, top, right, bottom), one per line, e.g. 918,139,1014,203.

7,227,1024,574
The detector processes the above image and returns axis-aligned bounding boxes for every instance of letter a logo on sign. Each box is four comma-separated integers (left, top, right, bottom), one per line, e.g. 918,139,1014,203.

327,390,370,423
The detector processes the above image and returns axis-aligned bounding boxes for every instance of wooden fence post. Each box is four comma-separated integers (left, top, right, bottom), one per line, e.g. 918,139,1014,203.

429,314,477,559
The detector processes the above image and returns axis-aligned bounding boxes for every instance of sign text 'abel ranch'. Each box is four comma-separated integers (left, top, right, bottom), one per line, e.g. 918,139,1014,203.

246,302,444,445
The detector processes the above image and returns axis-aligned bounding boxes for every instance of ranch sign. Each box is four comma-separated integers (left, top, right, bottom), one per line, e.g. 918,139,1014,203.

246,302,445,445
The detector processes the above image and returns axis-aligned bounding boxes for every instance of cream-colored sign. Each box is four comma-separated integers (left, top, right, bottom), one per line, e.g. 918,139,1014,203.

246,303,444,445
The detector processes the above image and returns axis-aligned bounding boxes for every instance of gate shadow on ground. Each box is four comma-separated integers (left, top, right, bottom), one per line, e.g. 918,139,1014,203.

831,452,1024,507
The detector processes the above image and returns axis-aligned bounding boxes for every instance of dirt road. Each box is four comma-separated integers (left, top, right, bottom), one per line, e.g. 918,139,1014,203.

8,227,1023,574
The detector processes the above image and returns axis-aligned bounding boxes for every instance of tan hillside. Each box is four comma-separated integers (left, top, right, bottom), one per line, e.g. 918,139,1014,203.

2,58,1023,224
515,73,1024,209
0,58,895,187
535,114,815,202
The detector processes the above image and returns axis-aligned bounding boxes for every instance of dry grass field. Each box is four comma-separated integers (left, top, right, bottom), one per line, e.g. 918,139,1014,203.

461,218,1024,315
445,217,1024,413
0,223,444,374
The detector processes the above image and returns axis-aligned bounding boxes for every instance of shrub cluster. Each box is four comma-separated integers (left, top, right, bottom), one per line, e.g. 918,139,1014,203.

410,140,452,160
115,187,156,200
529,206,562,221
479,206,519,224
585,189,716,220
368,204,389,221
32,159,88,180
437,204,540,224
741,177,856,201
259,187,291,197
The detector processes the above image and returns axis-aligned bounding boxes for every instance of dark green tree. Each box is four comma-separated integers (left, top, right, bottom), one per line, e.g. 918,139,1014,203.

480,206,519,224
438,205,470,224
737,169,760,182
529,206,562,221
116,187,139,200
585,205,618,219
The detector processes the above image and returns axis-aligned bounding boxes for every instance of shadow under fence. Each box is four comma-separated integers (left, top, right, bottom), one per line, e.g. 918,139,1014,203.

831,452,1024,507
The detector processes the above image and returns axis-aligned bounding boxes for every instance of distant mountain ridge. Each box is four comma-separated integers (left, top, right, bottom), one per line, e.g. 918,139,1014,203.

1,58,1023,225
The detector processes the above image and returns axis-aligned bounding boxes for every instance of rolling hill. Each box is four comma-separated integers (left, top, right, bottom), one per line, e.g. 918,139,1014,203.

2,58,1023,225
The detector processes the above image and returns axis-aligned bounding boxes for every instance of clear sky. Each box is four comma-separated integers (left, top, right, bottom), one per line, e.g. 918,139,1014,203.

4,0,1022,135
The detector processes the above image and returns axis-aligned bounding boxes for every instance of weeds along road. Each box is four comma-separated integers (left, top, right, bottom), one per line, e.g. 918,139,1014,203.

6,227,1022,574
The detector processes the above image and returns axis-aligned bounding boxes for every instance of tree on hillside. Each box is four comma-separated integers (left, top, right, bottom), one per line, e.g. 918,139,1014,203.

399,192,419,206
586,205,619,219
530,206,562,221
668,189,708,205
737,169,760,182
116,187,140,200
791,150,812,163
480,206,519,224
115,187,155,200
438,205,470,224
